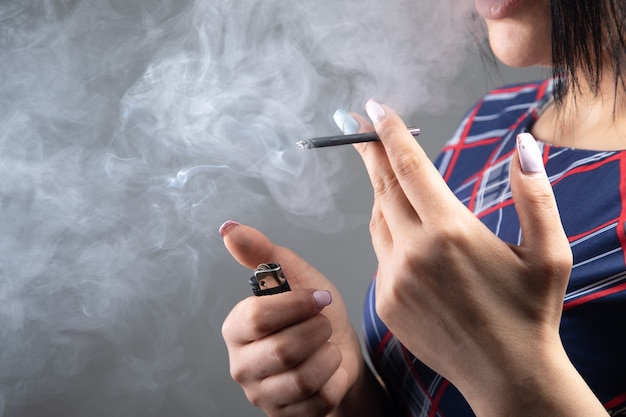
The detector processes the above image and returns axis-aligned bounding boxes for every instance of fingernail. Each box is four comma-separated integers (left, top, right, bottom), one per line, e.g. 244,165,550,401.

313,290,332,309
365,99,386,125
333,109,360,135
219,220,240,237
517,133,545,174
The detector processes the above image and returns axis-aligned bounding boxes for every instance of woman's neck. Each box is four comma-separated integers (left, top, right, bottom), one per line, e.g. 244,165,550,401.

532,72,626,150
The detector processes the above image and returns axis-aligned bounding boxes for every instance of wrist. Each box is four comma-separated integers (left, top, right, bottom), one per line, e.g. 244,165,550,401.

460,337,608,417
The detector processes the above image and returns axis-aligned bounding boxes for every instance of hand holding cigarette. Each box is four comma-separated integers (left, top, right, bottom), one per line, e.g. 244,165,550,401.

351,100,585,414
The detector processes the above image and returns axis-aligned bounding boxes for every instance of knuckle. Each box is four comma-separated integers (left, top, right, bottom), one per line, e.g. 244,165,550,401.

369,208,386,234
426,217,471,249
245,302,272,337
392,150,423,180
533,249,573,279
314,392,339,416
270,315,333,370
243,389,263,408
229,361,249,384
555,244,574,269
269,338,300,369
524,186,558,213
291,372,318,398
221,301,245,342
221,316,235,342
371,171,399,199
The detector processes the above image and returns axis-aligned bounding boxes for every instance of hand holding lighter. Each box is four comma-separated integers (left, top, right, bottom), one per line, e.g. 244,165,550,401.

249,263,291,296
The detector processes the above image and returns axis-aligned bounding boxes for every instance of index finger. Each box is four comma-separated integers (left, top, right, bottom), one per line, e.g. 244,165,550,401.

222,289,329,345
365,99,460,218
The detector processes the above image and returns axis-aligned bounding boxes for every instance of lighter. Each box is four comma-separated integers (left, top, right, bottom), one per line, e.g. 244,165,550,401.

249,263,291,296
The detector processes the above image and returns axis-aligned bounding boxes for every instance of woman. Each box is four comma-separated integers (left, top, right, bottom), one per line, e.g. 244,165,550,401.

221,0,626,416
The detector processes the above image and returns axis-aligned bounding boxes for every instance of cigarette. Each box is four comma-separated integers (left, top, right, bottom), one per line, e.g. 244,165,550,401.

296,126,421,149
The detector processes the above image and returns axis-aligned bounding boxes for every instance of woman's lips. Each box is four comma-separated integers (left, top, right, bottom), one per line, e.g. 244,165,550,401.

474,0,522,19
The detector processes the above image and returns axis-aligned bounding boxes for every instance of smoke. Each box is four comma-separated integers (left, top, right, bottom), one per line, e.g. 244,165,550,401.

0,0,476,416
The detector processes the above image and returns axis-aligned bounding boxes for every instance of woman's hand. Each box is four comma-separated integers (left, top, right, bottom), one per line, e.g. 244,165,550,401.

220,223,374,417
351,100,608,416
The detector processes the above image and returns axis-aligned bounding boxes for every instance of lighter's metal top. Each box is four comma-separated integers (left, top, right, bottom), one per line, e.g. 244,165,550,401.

249,263,291,296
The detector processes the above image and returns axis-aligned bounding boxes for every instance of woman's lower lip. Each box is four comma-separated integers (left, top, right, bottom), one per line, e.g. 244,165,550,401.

474,0,521,19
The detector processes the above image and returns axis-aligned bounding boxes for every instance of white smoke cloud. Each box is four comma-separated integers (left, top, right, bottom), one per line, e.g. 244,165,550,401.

0,0,476,415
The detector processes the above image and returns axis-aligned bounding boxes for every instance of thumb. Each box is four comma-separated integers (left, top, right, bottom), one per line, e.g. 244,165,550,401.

219,221,276,269
510,133,570,255
218,221,327,290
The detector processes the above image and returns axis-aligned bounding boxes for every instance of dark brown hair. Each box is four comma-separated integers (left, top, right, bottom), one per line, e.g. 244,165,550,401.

550,0,626,105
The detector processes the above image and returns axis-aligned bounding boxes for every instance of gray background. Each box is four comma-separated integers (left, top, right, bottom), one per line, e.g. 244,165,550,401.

0,1,545,416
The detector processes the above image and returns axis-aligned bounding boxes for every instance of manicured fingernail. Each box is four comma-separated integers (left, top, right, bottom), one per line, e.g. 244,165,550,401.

333,109,360,135
313,290,332,309
365,99,386,125
219,220,240,237
517,133,545,174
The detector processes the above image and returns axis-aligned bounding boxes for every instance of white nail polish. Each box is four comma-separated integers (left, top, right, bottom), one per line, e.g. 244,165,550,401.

333,109,359,135
517,133,545,174
365,99,386,125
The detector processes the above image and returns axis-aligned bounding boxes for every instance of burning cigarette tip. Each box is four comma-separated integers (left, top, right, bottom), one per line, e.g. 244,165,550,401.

296,140,315,150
